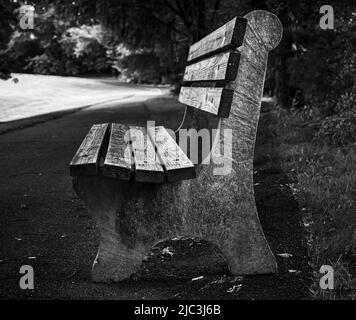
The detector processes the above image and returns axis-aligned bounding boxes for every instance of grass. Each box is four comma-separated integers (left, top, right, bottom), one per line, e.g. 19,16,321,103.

270,106,356,299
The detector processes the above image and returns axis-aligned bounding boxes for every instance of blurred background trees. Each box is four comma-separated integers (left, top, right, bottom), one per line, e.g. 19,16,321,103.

0,0,355,146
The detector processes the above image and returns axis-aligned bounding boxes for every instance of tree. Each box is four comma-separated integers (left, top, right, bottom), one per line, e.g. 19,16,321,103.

76,0,251,81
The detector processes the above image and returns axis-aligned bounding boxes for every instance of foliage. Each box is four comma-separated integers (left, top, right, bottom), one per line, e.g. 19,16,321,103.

77,0,251,82
7,7,110,76
119,51,161,83
286,2,356,147
316,92,356,146
61,24,110,74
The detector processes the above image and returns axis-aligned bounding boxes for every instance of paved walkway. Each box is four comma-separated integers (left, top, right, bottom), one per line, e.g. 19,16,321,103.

0,74,165,122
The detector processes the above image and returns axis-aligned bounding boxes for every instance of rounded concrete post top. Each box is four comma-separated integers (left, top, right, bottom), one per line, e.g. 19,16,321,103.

244,10,283,51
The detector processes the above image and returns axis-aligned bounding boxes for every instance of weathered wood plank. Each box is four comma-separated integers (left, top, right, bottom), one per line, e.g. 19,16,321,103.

102,123,133,180
183,51,240,83
188,17,247,63
179,87,234,117
70,123,109,176
129,126,165,183
148,126,196,182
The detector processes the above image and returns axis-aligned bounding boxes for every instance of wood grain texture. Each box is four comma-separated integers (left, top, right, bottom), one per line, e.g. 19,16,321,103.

178,87,234,117
188,17,247,63
148,126,196,182
129,126,165,183
102,123,132,180
183,51,240,83
70,123,108,176
73,10,283,282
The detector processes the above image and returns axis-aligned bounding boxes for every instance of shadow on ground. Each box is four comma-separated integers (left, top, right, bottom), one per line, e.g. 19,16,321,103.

0,97,311,299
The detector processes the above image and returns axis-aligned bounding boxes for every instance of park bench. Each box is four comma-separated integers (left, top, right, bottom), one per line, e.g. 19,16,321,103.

69,10,283,282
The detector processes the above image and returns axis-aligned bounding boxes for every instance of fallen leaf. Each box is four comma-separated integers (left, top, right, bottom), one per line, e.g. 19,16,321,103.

227,284,242,293
277,253,293,258
191,276,204,281
162,247,173,256
288,269,301,274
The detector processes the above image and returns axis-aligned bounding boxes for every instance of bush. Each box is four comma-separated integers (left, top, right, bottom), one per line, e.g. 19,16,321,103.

61,24,110,74
119,52,161,84
316,92,356,146
288,25,356,148
5,6,110,77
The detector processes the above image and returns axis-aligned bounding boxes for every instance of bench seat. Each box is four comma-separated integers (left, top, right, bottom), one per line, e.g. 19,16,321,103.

70,123,196,183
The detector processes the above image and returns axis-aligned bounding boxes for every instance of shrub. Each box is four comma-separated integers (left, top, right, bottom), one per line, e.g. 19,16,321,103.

119,52,161,84
315,92,356,146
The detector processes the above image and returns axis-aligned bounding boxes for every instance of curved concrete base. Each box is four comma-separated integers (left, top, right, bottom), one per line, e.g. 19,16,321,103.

73,170,277,283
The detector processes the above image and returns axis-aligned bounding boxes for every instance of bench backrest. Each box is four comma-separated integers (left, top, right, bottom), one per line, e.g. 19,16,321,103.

178,11,282,121
177,10,282,167
178,16,247,117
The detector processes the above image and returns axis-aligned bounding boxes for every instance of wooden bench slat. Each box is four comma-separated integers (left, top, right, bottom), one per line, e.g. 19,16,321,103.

129,126,165,183
183,51,240,83
102,123,133,180
188,17,247,63
148,126,196,182
70,123,109,176
178,87,234,117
